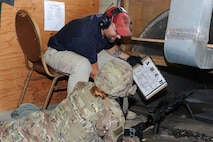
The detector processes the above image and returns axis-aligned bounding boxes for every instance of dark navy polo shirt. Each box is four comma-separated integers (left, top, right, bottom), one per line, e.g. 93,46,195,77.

47,14,115,64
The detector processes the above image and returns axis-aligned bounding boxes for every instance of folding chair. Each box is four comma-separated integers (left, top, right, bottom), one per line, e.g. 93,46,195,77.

15,10,68,109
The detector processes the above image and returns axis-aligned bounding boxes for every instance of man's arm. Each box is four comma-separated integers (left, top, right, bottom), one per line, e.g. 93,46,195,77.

106,45,130,60
90,45,130,78
106,45,143,67
90,45,128,78
90,62,99,79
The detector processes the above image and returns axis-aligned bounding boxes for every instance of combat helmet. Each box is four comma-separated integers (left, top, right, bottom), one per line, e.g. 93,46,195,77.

94,59,136,98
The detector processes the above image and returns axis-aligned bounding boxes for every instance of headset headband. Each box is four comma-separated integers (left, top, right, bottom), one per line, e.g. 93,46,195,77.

111,7,127,15
106,7,127,18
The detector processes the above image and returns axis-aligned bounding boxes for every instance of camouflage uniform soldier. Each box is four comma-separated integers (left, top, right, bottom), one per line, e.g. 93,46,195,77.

0,59,138,142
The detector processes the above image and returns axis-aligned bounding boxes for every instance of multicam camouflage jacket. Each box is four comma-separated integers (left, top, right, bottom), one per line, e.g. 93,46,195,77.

0,82,125,142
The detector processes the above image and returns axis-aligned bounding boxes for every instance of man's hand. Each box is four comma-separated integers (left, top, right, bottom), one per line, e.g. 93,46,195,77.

126,56,143,67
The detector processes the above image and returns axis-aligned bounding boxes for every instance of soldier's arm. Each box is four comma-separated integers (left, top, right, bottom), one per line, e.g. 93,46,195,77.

95,99,125,141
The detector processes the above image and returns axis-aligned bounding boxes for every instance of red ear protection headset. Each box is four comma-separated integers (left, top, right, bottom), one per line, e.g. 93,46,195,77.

99,7,127,29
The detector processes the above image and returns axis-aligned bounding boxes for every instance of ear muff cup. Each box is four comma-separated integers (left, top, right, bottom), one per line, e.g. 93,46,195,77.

99,14,111,29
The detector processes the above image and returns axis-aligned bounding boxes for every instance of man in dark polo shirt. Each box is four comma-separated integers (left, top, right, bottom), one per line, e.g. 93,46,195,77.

44,6,142,120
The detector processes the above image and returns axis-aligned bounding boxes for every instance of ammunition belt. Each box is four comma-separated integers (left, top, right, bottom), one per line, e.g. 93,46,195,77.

171,128,213,142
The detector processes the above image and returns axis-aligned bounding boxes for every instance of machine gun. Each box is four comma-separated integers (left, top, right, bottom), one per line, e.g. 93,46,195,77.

124,91,193,141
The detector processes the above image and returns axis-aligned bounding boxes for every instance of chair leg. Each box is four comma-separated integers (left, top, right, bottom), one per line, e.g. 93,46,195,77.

42,76,60,109
17,70,34,107
57,83,62,103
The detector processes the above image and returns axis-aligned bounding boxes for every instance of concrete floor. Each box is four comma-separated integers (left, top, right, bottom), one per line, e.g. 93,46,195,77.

0,109,14,121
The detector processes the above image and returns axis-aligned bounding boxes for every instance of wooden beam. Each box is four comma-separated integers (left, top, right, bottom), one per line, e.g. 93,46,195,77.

131,37,164,43
131,37,213,48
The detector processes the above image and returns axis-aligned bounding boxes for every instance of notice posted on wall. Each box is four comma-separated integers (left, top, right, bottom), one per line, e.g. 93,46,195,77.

44,0,65,31
133,56,168,100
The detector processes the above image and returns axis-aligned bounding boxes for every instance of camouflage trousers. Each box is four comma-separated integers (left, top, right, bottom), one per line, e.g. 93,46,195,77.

0,110,66,142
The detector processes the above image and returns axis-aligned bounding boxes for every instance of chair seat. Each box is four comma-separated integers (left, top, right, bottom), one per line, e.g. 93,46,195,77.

33,61,64,76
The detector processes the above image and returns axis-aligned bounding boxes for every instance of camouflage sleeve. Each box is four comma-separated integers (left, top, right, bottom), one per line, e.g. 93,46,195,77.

95,98,125,141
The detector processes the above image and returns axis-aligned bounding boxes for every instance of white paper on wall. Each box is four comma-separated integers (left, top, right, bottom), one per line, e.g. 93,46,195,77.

44,0,65,31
